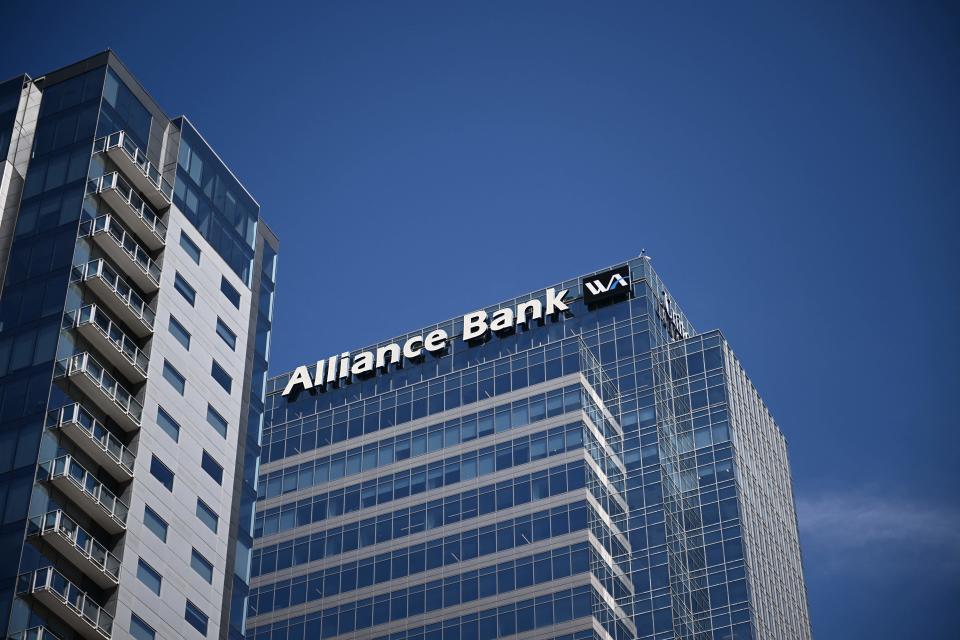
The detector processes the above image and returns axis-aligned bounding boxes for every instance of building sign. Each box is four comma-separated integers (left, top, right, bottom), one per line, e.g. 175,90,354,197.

282,287,572,396
658,290,690,341
582,265,631,305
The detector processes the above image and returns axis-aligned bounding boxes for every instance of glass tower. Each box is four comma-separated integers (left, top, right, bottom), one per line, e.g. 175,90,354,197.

252,257,811,640
0,52,277,640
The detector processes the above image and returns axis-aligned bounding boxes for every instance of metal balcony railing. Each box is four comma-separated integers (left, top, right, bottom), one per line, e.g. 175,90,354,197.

86,172,166,247
72,259,155,334
93,131,173,205
64,305,149,381
28,510,121,585
53,352,142,429
78,215,161,291
16,567,113,639
7,626,65,640
39,455,128,531
46,404,135,479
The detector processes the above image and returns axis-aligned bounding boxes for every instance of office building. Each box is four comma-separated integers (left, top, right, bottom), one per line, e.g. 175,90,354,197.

0,52,276,640
251,258,811,639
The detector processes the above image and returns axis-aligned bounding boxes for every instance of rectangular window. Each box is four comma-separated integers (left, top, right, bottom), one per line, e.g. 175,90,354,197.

206,405,228,438
168,316,191,350
211,360,232,393
184,600,209,636
174,272,197,306
162,360,186,395
196,498,218,533
220,277,240,308
130,614,156,640
215,318,236,350
150,455,174,491
143,505,168,542
201,451,223,485
190,548,214,583
156,406,180,442
179,231,201,264
137,558,162,595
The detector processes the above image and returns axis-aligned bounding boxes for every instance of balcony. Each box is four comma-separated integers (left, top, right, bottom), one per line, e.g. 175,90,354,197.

7,627,64,640
93,131,173,209
27,511,121,588
71,260,154,337
86,173,166,250
46,404,135,482
78,215,161,293
64,305,149,384
16,567,113,640
53,353,142,432
38,456,128,534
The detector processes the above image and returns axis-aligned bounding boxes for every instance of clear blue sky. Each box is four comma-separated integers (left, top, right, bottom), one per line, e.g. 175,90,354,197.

3,1,957,637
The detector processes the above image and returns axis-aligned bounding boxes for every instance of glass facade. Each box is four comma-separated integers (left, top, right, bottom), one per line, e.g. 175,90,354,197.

0,51,276,640
173,118,259,285
256,257,811,640
0,75,26,160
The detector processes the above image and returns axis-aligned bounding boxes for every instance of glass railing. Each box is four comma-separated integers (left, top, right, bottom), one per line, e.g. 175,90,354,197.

54,353,143,426
8,626,65,640
78,215,161,286
46,404,136,475
94,130,174,202
39,455,129,527
65,305,149,378
72,259,155,330
16,567,114,637
86,172,167,243
28,510,121,582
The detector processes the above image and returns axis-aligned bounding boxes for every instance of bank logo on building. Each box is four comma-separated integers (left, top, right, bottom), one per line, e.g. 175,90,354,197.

582,265,631,304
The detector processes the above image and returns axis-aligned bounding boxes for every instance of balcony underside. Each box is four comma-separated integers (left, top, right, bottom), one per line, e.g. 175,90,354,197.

97,187,164,251
54,369,139,434
26,588,111,640
82,275,153,339
73,322,146,385
27,530,119,589
88,228,159,294
102,143,170,210
44,474,125,535
54,418,133,483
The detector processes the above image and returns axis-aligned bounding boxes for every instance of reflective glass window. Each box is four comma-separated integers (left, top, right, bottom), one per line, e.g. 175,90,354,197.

179,231,201,264
168,316,191,350
137,558,162,595
150,455,174,491
156,406,180,442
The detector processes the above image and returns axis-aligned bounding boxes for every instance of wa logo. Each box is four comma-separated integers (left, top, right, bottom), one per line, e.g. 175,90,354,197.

584,273,628,296
582,265,631,304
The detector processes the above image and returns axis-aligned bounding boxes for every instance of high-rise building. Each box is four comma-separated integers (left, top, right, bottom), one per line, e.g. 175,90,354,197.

0,52,277,640
251,257,811,640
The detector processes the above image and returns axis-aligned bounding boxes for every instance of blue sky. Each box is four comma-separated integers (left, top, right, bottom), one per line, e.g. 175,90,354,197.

3,1,957,637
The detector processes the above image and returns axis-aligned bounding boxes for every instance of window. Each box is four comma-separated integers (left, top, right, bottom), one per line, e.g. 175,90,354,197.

201,451,223,485
220,277,241,308
206,405,228,438
143,505,168,542
196,498,218,533
215,318,236,350
174,272,196,306
129,614,156,640
211,360,232,393
137,558,162,595
179,231,201,264
190,548,214,583
162,360,186,395
156,406,180,442
150,455,174,491
168,316,191,349
184,600,209,636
